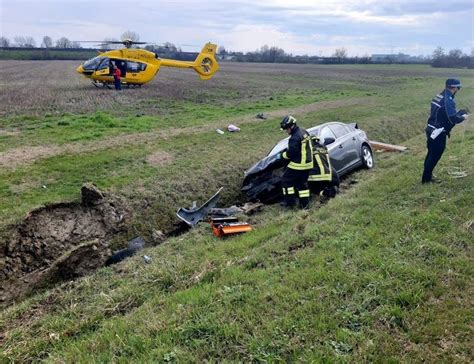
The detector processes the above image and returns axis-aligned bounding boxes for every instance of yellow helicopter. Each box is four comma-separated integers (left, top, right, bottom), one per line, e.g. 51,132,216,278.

76,40,219,88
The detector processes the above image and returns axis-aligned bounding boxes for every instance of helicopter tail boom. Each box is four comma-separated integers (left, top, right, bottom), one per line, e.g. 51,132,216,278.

160,42,219,80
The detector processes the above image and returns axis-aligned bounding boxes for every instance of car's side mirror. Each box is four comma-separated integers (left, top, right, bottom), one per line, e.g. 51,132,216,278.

324,137,335,145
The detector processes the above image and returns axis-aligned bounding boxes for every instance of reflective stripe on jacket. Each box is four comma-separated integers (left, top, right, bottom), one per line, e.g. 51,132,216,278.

427,88,464,133
308,137,332,181
282,126,314,170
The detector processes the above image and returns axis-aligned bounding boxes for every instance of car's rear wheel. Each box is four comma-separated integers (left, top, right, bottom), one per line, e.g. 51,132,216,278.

361,145,374,169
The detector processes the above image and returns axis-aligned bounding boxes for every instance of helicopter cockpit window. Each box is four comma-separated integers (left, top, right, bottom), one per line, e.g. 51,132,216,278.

126,61,147,72
97,58,111,71
82,56,104,71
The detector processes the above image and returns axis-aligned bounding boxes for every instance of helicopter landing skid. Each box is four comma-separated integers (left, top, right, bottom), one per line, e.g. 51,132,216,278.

92,81,112,89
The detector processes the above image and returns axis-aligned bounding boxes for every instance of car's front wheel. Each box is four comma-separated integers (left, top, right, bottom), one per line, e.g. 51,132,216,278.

361,145,374,169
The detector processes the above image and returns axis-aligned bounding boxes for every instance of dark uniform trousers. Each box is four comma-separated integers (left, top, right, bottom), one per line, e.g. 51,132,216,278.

282,168,310,208
422,128,446,183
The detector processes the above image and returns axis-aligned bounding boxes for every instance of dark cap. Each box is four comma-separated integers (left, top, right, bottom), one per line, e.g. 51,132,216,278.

445,78,462,89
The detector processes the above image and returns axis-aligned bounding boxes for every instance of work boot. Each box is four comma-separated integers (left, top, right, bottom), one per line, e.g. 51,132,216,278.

422,177,441,184
319,190,329,204
299,197,310,210
280,196,296,209
322,187,337,198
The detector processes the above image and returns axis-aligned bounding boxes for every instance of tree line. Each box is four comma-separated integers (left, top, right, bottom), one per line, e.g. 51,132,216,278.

218,45,472,68
431,47,473,68
0,30,141,49
1,33,472,68
0,35,83,49
218,45,372,64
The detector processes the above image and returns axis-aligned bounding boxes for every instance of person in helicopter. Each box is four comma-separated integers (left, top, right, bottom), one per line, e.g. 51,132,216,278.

119,61,127,78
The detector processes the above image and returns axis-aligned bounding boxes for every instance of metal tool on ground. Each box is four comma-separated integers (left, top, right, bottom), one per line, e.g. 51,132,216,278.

210,217,252,238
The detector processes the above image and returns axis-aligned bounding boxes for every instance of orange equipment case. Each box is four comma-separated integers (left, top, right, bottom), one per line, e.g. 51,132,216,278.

210,217,252,238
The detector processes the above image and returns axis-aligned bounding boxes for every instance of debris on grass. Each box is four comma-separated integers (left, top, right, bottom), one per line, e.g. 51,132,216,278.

176,187,223,227
446,166,468,178
105,237,146,266
209,206,244,217
151,229,166,243
241,202,264,215
227,124,241,132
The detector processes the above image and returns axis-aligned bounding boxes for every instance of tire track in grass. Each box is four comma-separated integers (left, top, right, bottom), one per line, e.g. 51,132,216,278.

0,97,375,169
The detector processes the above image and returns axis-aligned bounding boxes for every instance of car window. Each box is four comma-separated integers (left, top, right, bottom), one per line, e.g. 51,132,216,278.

268,138,289,156
319,126,336,143
329,124,349,138
307,126,320,137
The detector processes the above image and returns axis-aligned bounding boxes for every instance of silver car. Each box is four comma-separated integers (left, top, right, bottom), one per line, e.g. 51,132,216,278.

242,122,374,202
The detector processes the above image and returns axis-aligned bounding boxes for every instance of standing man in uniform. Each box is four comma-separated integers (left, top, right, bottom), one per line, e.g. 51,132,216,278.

422,79,469,184
278,115,313,209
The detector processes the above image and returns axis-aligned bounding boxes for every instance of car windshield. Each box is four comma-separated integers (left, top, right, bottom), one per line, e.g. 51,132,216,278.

82,56,105,71
268,138,289,156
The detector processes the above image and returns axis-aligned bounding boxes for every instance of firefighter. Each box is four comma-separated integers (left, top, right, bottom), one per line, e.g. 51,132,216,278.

277,115,313,209
422,79,469,184
308,136,339,200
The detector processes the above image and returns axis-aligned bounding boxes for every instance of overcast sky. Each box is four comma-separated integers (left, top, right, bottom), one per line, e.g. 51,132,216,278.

1,0,473,56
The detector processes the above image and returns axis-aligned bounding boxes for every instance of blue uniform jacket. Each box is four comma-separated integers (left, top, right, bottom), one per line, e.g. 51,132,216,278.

427,88,465,133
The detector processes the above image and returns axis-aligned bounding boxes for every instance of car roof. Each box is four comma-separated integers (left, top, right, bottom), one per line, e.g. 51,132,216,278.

267,121,359,156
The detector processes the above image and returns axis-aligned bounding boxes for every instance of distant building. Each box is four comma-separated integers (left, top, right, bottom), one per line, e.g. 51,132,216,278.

371,53,426,64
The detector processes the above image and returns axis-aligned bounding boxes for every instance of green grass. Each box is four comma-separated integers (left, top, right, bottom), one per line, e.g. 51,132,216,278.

2,73,471,227
1,125,472,362
0,88,367,149
0,64,473,361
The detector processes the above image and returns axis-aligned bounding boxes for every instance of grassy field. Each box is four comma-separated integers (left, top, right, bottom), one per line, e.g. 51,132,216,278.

0,61,473,361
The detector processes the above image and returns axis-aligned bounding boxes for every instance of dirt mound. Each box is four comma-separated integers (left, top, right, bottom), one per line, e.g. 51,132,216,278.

0,183,129,304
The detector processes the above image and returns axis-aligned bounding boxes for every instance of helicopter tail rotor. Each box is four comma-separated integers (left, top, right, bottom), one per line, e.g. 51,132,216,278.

192,43,219,80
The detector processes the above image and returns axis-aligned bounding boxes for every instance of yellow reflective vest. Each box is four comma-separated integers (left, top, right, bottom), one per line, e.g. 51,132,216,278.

308,137,333,182
282,126,314,170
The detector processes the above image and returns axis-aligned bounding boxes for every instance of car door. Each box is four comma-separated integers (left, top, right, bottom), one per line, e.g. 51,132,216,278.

329,123,359,171
319,126,345,171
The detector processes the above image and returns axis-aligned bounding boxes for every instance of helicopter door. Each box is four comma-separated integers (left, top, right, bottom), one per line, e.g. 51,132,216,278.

115,61,127,78
95,58,112,76
126,61,146,82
